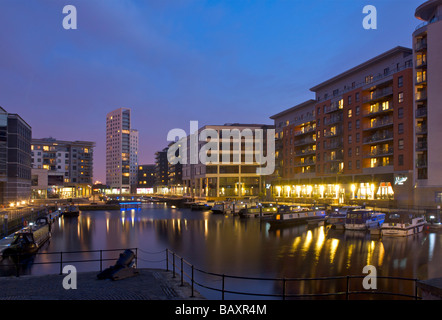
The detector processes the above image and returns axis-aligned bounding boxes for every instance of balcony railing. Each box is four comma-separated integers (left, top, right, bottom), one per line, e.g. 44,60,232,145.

293,137,316,146
415,125,427,135
363,87,393,104
415,91,427,101
294,148,316,156
416,141,427,151
364,147,394,158
416,108,427,118
363,132,394,144
363,118,393,131
324,116,343,126
363,104,393,117
294,126,316,136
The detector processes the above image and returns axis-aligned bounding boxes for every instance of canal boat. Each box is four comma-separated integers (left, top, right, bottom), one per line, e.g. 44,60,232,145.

381,212,426,237
1,216,52,258
267,206,327,229
327,206,362,229
211,202,227,214
238,204,278,218
191,202,213,211
344,209,385,231
63,204,80,217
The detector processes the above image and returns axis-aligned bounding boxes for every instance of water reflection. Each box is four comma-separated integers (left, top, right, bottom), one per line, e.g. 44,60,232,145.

1,203,441,299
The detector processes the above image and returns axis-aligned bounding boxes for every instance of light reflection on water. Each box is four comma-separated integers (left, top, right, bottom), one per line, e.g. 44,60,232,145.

1,203,441,299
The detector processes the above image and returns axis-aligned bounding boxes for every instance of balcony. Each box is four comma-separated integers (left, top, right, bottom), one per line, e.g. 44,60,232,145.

294,148,316,156
294,125,316,136
415,91,427,101
324,116,343,126
293,137,316,146
363,132,394,145
363,118,393,131
325,100,343,114
415,40,427,52
415,73,427,85
363,147,394,158
363,87,393,104
415,58,427,69
324,129,343,137
325,142,344,150
415,125,427,135
363,103,393,117
294,159,316,167
415,107,427,118
416,159,427,168
416,141,427,152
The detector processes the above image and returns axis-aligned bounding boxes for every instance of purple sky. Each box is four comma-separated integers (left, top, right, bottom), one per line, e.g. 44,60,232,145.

0,0,421,182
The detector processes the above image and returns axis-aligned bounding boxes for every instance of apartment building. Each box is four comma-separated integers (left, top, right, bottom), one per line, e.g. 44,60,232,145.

106,108,138,194
412,0,442,206
182,123,274,200
31,138,94,199
271,46,415,206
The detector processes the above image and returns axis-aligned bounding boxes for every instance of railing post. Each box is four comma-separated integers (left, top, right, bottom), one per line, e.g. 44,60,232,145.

59,252,63,275
16,254,20,277
172,252,176,278
282,278,286,300
180,257,184,287
346,276,350,300
222,274,225,300
100,250,103,272
166,249,169,271
191,265,195,298
135,248,138,268
415,279,419,300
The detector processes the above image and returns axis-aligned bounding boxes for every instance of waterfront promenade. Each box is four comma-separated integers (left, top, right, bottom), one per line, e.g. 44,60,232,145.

0,268,204,300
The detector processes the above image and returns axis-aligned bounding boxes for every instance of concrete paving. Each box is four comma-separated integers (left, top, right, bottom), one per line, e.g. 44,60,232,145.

0,268,205,300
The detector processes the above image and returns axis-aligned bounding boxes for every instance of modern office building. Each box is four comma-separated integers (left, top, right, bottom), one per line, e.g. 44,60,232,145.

106,108,138,194
271,46,415,206
181,123,274,200
412,0,442,206
0,107,32,205
31,138,95,198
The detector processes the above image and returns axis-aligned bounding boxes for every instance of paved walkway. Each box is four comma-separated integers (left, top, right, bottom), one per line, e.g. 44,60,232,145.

0,268,205,300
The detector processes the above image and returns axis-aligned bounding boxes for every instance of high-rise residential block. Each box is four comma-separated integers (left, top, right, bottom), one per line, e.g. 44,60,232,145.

106,108,138,193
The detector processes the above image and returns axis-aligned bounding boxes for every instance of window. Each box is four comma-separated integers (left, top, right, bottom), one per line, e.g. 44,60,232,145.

356,160,361,169
398,92,404,103
356,119,360,129
355,106,360,116
348,95,352,105
348,148,352,157
348,122,352,131
348,161,352,170
384,67,390,75
355,92,360,102
365,75,373,83
398,123,404,134
398,107,404,119
398,154,404,166
355,147,360,156
348,109,352,118
333,89,339,96
356,133,360,143
398,139,404,150
398,76,403,88
348,135,352,144
435,192,442,203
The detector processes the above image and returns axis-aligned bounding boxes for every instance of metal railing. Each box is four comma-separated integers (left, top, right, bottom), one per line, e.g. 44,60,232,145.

1,247,422,300
164,249,421,300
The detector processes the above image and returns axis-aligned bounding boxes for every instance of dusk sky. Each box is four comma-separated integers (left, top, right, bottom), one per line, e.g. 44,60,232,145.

0,0,422,183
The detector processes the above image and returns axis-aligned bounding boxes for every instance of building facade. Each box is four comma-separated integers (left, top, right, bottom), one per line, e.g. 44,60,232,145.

154,147,169,194
182,123,274,200
31,138,94,199
136,164,156,194
271,47,416,207
0,107,32,205
412,0,442,206
106,108,138,193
